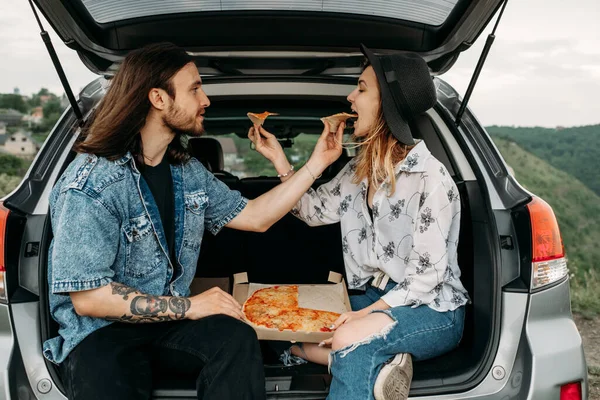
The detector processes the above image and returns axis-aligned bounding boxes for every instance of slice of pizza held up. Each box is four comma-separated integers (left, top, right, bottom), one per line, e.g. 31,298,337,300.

320,112,358,132
243,285,341,333
247,111,279,126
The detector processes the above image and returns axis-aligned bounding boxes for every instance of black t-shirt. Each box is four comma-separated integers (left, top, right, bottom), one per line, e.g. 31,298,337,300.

140,156,175,262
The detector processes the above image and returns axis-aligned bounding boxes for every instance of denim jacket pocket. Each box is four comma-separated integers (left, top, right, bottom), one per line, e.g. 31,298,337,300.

183,192,208,251
123,214,160,278
184,191,209,215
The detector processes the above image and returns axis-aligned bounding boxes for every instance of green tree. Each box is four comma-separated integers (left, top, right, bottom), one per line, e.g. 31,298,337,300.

43,98,63,117
30,97,64,135
27,95,41,109
0,154,28,176
0,94,27,113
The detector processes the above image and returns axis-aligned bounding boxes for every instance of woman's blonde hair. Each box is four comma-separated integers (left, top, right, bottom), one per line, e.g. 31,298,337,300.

348,102,415,196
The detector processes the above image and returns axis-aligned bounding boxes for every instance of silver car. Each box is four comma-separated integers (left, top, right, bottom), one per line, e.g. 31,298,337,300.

0,0,587,399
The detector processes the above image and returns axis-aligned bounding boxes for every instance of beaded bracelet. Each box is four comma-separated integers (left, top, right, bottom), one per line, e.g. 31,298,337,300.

277,164,295,178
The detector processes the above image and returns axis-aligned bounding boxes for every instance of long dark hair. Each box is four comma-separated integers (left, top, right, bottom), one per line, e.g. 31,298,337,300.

75,42,193,165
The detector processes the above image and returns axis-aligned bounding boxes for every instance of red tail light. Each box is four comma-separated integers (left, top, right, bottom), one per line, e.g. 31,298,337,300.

0,203,8,273
0,203,8,302
526,197,568,289
528,196,564,261
560,381,582,400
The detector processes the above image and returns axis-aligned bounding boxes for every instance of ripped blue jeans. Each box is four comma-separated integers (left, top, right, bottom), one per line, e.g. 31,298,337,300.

328,282,465,400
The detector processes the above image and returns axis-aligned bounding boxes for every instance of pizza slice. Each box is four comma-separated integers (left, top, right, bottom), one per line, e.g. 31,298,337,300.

320,112,358,131
247,111,279,126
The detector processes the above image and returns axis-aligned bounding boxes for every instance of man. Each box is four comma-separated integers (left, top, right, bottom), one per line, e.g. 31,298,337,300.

44,42,345,400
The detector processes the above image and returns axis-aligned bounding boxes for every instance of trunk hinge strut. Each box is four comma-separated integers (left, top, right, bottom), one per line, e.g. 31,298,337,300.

27,0,84,125
455,0,509,127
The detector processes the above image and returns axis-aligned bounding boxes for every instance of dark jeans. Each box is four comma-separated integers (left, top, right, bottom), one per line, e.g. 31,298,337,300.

60,315,266,400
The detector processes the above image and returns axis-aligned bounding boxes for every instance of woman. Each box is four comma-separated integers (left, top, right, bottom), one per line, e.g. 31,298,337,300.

248,45,469,400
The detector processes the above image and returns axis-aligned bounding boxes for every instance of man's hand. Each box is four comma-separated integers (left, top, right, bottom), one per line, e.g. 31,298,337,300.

248,124,286,165
187,287,245,321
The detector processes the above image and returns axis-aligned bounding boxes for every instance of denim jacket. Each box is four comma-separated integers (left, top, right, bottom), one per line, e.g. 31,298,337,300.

43,152,247,364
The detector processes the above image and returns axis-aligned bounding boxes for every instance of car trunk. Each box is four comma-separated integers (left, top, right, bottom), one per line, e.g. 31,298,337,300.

32,0,504,76
18,0,506,395
36,88,498,398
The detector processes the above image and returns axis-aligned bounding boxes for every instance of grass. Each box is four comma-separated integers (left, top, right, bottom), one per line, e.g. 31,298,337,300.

0,173,22,198
571,270,600,316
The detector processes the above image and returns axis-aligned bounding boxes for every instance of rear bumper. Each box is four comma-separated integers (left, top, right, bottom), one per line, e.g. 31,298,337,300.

524,278,588,399
417,278,586,399
0,304,15,399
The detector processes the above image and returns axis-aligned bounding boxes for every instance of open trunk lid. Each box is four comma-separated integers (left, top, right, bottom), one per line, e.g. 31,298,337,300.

32,0,503,76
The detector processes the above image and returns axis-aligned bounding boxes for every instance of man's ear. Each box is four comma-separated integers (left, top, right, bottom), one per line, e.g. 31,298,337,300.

148,88,169,111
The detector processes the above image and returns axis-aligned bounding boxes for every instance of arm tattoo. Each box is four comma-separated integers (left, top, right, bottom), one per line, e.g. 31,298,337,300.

130,295,168,315
105,315,175,323
106,283,191,323
169,297,191,319
110,282,139,300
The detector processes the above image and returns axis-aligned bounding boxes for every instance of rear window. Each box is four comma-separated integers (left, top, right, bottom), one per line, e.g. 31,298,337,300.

82,0,458,26
203,133,353,178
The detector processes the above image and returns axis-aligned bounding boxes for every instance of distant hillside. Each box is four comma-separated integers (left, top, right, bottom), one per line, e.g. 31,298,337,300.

492,137,600,313
487,124,600,196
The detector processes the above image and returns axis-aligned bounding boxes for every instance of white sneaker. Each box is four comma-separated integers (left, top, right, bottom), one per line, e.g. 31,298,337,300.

373,353,413,400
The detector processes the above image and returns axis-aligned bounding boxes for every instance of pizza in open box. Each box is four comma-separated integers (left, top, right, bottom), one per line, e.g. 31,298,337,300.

243,285,340,333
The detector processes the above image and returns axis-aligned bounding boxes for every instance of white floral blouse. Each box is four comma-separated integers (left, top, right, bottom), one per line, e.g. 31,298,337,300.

292,140,470,311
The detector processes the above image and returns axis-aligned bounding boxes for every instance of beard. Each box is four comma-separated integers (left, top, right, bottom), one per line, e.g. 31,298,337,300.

162,102,205,137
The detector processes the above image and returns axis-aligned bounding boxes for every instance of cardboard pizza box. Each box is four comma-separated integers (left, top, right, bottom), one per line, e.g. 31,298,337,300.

232,271,352,343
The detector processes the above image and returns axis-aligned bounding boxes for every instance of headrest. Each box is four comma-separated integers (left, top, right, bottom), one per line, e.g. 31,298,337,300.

187,137,224,172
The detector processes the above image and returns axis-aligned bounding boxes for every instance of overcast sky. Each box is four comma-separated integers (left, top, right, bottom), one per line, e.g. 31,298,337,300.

0,0,598,127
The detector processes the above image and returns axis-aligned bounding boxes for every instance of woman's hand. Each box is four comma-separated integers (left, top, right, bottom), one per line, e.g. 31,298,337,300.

318,309,369,347
332,309,369,330
317,299,392,347
306,120,345,175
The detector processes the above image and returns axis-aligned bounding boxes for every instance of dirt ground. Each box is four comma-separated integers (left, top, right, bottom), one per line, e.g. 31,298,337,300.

574,313,600,399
